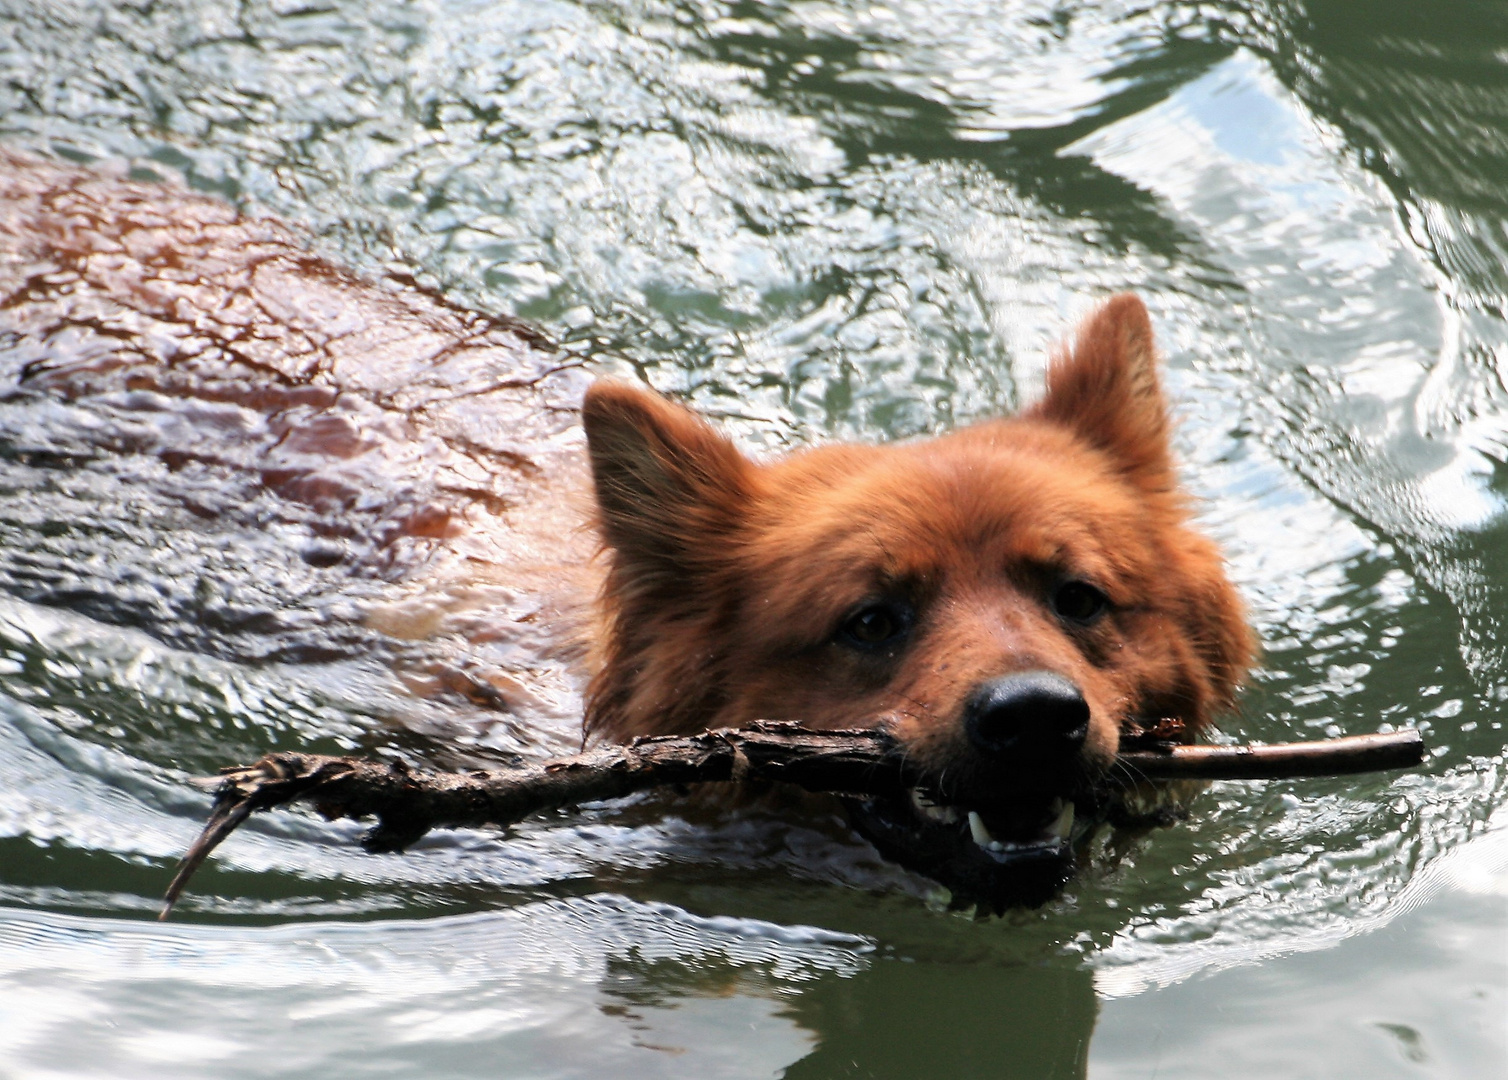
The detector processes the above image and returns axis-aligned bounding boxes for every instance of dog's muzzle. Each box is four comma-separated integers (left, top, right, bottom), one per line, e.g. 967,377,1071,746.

847,670,1101,910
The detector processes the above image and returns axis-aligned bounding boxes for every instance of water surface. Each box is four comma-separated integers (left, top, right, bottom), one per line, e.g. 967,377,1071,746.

1,1,1505,1076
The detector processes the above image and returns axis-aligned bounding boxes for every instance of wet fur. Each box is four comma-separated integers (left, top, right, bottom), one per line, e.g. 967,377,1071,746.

582,295,1251,804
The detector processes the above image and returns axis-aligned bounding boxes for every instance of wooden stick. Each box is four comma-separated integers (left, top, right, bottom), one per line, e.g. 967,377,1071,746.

159,724,1425,918
159,723,921,918
1118,730,1425,780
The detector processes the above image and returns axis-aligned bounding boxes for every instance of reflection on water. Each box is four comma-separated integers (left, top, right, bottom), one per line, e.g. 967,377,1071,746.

2,0,1508,1076
0,900,860,1078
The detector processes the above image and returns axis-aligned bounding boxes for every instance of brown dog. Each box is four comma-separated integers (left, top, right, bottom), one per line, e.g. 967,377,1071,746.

1,152,1250,906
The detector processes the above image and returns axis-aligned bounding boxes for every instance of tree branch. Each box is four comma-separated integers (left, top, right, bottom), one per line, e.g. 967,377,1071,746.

159,724,1425,918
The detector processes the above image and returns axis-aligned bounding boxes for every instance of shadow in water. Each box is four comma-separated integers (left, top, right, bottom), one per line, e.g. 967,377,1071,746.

789,958,1094,1079
599,948,1096,1080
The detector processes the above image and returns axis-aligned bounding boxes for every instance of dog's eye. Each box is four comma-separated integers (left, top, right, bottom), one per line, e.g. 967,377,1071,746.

839,602,911,650
1052,580,1108,624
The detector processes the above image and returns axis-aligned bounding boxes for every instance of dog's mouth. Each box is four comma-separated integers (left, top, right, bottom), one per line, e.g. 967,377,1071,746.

845,786,1100,910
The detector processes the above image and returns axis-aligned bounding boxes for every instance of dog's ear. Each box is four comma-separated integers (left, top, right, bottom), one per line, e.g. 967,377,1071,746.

582,381,752,589
582,382,753,739
1031,293,1174,492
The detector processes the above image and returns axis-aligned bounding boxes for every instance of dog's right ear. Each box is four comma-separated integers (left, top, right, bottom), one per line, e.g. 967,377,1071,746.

582,381,753,592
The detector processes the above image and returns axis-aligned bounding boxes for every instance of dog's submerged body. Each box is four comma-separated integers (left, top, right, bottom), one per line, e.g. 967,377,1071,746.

2,152,1251,905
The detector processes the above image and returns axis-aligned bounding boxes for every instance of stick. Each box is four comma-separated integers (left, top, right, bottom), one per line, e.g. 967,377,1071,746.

159,724,1425,918
1119,730,1425,780
159,723,920,917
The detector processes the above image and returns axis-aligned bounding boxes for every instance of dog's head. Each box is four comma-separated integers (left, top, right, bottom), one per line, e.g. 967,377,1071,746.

582,294,1251,905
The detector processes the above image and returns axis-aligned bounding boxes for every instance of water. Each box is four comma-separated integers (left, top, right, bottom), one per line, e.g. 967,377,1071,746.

1,0,1505,1075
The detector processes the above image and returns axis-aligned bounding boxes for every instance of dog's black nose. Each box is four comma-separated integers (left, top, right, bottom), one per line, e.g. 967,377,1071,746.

964,672,1089,758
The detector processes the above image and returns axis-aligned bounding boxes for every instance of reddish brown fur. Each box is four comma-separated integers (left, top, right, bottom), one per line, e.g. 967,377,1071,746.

582,295,1251,796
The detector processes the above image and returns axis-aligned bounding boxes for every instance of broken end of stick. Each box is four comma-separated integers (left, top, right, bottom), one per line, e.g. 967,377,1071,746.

158,792,259,920
1393,727,1427,765
158,753,347,920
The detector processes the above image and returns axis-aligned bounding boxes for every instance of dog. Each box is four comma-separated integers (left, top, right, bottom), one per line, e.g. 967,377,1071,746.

1,151,1251,907
580,295,1252,903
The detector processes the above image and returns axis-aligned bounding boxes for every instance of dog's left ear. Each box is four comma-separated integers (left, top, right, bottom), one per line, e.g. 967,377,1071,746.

582,381,753,594
1030,293,1174,492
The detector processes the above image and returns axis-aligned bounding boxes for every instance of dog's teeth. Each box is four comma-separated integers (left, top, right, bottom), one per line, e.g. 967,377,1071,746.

1049,800,1075,840
968,810,994,848
988,840,1005,853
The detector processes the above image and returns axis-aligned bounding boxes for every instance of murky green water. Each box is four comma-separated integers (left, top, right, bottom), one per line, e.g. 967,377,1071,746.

1,1,1505,1076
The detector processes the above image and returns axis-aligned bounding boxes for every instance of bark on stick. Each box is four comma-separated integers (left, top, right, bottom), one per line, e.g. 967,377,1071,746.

159,724,1425,918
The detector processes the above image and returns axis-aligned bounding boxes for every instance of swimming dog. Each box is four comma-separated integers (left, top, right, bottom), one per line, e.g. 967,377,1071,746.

1,151,1251,905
